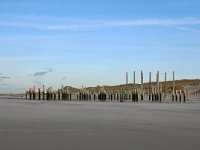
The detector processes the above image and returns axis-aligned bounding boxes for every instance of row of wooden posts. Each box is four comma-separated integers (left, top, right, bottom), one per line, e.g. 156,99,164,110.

26,71,186,102
26,90,72,101
126,71,186,102
25,90,186,102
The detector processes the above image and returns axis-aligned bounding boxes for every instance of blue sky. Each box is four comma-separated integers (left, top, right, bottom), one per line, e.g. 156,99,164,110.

0,0,200,93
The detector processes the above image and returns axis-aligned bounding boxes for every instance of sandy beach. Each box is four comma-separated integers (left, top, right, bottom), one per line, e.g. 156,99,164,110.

0,97,200,150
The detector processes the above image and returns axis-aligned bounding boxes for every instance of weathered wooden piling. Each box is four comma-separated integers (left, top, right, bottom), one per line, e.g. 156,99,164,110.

159,84,162,102
149,72,151,101
126,72,128,85
164,72,167,100
25,91,28,100
172,71,175,102
183,91,186,102
129,93,131,100
61,85,64,100
156,71,160,102
133,71,136,86
179,90,182,102
33,86,36,100
132,89,138,102
57,89,60,100
152,86,157,102
152,85,155,102
53,92,56,100
38,88,41,100
42,85,45,100
159,92,162,102
132,92,134,102
116,93,119,101
141,71,144,100
29,89,32,100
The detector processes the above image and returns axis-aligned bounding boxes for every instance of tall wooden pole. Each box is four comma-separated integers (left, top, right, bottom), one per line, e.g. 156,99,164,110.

133,71,135,87
43,85,45,100
149,72,151,100
141,70,144,100
126,72,128,85
62,85,64,100
173,71,175,93
164,72,167,100
33,86,36,100
38,88,41,100
173,71,175,101
157,71,160,94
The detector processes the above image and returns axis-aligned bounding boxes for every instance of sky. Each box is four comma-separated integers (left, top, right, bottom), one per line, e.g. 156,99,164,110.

0,0,200,93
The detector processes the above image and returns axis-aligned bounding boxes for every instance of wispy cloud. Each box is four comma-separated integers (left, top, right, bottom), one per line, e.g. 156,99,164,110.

33,68,53,77
0,76,11,79
162,24,200,33
0,18,200,32
0,56,64,62
0,76,11,82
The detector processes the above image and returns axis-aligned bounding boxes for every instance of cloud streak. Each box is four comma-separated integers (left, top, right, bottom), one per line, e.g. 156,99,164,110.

0,18,200,32
0,76,11,82
0,56,64,62
33,68,53,77
0,76,11,79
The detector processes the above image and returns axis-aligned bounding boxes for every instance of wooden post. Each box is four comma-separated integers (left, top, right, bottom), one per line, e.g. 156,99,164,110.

61,85,64,100
126,72,128,85
132,91,134,102
179,90,182,102
33,86,36,100
46,88,49,100
160,84,162,102
38,88,41,100
43,85,45,100
133,71,135,87
155,71,159,102
173,71,175,102
54,92,56,100
136,89,138,102
25,91,28,100
57,89,60,100
133,71,136,102
155,85,157,102
141,70,144,100
29,89,32,100
164,72,167,100
149,72,151,101
183,91,186,103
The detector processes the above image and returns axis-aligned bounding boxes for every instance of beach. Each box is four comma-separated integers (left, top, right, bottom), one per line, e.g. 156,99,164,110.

0,97,200,150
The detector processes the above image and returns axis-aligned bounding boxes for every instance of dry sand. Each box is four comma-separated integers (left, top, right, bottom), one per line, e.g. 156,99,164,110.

0,97,200,150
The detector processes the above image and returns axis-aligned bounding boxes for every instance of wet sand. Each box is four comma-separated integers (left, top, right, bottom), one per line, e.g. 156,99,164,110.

0,98,200,150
